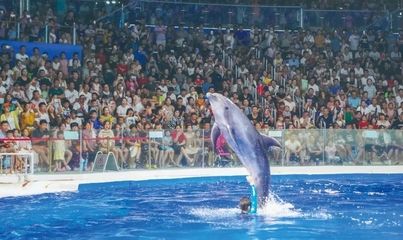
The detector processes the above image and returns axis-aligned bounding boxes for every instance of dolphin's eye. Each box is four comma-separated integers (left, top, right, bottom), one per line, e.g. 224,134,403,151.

225,107,229,110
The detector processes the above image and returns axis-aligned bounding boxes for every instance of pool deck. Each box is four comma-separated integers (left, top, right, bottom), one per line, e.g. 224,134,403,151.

0,165,402,198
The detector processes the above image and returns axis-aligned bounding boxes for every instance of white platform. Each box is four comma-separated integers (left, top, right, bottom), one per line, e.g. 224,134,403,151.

0,166,402,198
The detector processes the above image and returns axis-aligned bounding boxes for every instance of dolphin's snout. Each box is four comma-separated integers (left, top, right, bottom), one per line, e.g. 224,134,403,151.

206,92,216,102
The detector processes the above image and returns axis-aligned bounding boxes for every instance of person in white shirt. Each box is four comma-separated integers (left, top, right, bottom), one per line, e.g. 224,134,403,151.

116,98,131,117
360,70,374,87
73,95,88,111
223,29,235,49
368,48,380,60
391,46,401,61
285,135,303,164
348,32,360,51
303,31,314,45
31,90,46,107
25,78,41,101
123,49,135,65
15,46,29,63
268,80,280,96
52,57,60,71
283,95,296,112
0,77,7,99
354,63,364,78
132,95,144,113
396,89,403,106
342,47,353,61
78,84,92,104
363,79,377,99
238,64,249,79
70,110,83,126
398,103,403,116
35,102,50,125
367,98,381,116
356,100,371,116
308,78,319,95
64,82,79,104
338,63,349,80
68,53,81,68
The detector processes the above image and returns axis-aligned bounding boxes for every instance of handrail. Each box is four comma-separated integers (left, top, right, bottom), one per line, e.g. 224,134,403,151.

140,0,302,9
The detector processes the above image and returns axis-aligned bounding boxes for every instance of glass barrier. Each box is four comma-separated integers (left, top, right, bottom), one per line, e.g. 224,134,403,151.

132,2,302,29
1,2,398,47
1,128,401,175
130,1,391,31
303,9,389,30
391,10,403,32
0,20,77,44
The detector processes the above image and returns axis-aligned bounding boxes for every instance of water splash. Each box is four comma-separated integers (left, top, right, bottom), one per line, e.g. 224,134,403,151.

259,192,302,219
189,192,302,220
189,192,334,222
189,207,240,220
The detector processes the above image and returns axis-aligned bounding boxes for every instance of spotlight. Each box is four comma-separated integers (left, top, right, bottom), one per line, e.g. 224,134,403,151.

106,1,111,4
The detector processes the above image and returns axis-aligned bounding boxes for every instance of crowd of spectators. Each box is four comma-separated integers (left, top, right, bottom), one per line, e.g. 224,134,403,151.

0,1,402,172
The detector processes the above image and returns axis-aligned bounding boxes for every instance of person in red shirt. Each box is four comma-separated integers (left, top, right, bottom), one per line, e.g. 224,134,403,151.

171,125,187,165
116,59,128,75
171,125,186,148
137,72,149,87
358,115,369,129
368,117,378,129
194,74,203,86
96,49,106,65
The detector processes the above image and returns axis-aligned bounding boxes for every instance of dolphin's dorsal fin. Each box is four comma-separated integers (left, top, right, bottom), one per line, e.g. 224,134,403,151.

211,123,221,149
260,133,281,149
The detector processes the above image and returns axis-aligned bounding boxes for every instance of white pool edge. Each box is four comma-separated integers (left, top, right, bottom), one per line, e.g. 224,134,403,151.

1,165,402,198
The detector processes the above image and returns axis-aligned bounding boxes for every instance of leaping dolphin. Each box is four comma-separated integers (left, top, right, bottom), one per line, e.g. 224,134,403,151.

206,92,281,206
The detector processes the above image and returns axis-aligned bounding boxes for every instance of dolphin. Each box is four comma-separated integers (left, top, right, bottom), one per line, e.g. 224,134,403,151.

206,92,281,206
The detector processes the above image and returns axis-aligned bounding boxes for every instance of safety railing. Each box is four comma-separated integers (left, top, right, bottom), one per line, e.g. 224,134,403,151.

0,128,401,175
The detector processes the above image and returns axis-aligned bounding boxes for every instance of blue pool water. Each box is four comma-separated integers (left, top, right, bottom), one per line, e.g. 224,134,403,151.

0,174,402,240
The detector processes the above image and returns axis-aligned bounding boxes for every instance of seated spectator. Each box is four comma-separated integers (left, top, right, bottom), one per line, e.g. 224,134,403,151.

31,120,50,171
390,112,403,129
0,101,22,130
173,125,199,166
284,135,303,164
99,106,116,125
376,113,390,128
158,130,175,167
325,140,340,163
82,121,98,170
98,121,125,168
306,133,323,164
124,124,142,168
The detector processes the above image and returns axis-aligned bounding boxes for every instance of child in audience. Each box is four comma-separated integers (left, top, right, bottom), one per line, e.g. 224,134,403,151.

53,131,70,171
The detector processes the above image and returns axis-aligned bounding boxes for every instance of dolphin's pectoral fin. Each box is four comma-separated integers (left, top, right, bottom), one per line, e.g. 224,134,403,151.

260,133,282,149
211,123,221,151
